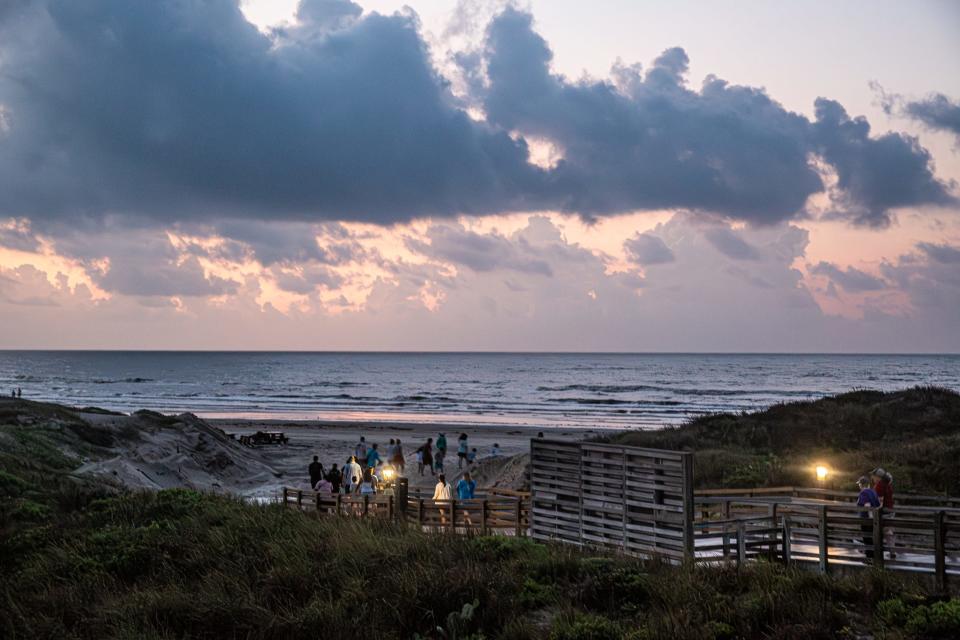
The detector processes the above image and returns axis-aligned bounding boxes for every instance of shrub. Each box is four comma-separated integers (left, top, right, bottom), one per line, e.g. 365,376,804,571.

549,613,623,640
904,599,960,638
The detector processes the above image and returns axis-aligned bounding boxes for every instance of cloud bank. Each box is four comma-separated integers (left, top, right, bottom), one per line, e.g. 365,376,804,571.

0,1,954,234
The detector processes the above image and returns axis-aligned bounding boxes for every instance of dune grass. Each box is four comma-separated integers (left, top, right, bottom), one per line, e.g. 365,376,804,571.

3,394,960,638
604,386,960,494
3,485,959,640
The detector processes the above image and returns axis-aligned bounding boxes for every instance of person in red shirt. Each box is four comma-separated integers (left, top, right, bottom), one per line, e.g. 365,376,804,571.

871,467,897,559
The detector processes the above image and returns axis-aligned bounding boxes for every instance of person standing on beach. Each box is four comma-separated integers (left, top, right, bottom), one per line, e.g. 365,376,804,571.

355,437,367,462
308,456,325,488
366,443,381,469
393,438,405,474
421,438,435,476
16,387,21,398
435,433,447,472
457,433,468,469
872,467,897,558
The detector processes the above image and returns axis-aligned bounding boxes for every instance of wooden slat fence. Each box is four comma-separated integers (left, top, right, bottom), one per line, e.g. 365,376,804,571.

280,487,530,535
530,439,695,561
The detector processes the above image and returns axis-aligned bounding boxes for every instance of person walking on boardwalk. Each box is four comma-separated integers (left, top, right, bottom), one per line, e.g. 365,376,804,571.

359,467,378,496
872,467,897,559
433,473,452,500
308,455,325,488
343,456,362,493
326,463,342,493
456,471,476,500
457,433,469,469
421,438,435,477
432,473,453,525
856,476,881,560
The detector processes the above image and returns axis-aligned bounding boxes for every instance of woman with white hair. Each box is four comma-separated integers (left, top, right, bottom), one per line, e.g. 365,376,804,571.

871,467,897,559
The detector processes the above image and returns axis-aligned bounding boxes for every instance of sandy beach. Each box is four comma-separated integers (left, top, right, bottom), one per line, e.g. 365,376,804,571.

211,418,601,495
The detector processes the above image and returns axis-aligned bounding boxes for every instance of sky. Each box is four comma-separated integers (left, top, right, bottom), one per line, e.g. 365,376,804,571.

0,0,959,352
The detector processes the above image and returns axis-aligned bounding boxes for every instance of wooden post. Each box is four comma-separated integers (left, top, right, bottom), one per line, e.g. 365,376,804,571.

450,501,457,533
934,510,946,593
768,504,779,559
873,508,885,569
315,492,322,512
481,500,489,535
722,499,731,559
782,515,792,565
736,521,746,569
818,505,829,574
515,499,523,537
297,489,303,510
682,452,695,562
388,495,394,521
362,495,369,518
335,493,342,517
396,478,408,523
418,499,424,529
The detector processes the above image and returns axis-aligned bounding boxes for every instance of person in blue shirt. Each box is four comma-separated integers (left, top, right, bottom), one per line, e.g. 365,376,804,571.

856,475,881,560
366,443,381,469
456,472,476,500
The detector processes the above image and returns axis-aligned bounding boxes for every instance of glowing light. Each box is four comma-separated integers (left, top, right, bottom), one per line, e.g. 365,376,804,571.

815,465,829,481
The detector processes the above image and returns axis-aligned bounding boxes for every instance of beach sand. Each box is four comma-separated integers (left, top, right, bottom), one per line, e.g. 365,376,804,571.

58,401,602,501
211,418,601,497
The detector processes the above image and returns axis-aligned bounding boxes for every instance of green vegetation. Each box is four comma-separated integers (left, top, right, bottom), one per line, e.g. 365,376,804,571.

2,394,960,638
2,486,951,639
604,386,960,494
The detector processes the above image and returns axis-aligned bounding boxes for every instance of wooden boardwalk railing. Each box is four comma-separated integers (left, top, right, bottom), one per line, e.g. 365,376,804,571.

694,490,960,591
280,487,530,536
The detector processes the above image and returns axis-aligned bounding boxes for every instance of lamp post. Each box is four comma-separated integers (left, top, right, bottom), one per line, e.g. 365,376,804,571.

815,465,829,487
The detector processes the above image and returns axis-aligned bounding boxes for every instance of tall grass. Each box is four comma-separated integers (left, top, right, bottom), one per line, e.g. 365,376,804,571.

2,488,952,639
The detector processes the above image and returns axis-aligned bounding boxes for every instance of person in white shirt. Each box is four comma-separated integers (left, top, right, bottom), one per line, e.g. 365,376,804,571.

354,437,367,461
432,473,453,526
342,456,362,493
432,473,452,501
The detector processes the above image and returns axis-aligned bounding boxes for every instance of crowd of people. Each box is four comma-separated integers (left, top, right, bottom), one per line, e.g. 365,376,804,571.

855,467,897,561
305,432,499,500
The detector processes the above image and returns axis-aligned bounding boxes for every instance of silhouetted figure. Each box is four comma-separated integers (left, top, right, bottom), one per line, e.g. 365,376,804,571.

16,387,22,398
326,464,342,493
308,455,324,488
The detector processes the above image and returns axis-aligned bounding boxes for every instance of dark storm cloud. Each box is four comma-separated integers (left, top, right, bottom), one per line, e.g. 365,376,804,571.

0,0,543,225
811,99,954,227
0,1,954,235
479,9,954,226
95,256,239,297
623,233,675,266
809,261,887,293
702,228,761,261
917,242,960,264
876,85,960,143
903,94,960,140
407,225,553,276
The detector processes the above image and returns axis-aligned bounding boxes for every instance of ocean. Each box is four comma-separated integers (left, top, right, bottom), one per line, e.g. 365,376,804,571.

1,352,957,429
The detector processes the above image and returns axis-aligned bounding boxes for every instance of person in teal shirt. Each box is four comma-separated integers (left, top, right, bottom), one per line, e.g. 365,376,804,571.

456,472,476,499
366,443,381,468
